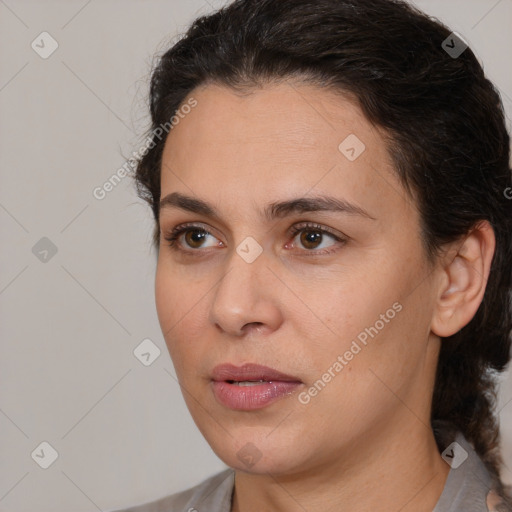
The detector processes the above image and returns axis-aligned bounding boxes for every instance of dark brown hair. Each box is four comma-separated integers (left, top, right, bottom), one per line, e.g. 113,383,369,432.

133,0,512,500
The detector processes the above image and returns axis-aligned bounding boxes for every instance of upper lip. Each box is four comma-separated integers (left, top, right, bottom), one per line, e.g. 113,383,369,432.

211,363,302,383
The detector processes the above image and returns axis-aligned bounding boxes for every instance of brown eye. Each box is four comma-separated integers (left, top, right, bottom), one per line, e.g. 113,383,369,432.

183,229,209,249
164,224,220,251
298,229,324,249
288,223,347,255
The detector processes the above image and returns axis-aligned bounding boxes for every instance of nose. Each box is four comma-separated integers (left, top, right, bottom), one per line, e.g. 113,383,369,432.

208,247,283,338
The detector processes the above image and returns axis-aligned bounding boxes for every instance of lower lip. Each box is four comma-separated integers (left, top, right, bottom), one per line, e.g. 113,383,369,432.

211,380,302,410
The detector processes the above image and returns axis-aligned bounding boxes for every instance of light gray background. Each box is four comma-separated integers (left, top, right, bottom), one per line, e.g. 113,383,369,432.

1,1,511,510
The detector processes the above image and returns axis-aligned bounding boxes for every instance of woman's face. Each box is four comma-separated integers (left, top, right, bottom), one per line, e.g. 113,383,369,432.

155,82,443,475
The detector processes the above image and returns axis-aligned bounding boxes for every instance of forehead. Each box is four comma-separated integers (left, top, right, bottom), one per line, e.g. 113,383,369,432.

164,81,380,157
159,81,413,225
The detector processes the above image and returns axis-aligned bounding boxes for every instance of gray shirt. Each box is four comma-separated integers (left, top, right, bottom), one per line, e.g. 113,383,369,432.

108,432,509,512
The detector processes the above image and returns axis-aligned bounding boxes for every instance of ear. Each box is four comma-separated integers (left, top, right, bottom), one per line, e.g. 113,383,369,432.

431,220,496,338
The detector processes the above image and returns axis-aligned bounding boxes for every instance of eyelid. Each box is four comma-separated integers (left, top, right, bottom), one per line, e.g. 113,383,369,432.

289,221,346,241
165,222,221,240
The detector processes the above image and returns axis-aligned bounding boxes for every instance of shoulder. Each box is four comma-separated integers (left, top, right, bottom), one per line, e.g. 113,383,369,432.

432,425,512,512
107,468,235,512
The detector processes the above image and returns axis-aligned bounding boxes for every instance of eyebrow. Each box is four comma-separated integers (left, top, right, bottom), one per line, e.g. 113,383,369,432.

159,192,376,222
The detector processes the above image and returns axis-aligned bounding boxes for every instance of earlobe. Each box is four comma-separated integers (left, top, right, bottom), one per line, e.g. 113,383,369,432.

431,221,495,338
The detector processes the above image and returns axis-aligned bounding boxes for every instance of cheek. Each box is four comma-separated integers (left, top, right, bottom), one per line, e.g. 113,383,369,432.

155,258,202,328
298,311,413,430
154,262,191,358
155,263,177,333
310,279,388,343
301,271,416,382
155,261,211,369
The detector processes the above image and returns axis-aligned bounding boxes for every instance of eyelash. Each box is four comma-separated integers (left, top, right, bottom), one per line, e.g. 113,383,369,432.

163,222,347,256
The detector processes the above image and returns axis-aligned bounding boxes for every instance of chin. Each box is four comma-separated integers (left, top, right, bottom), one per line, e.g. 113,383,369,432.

203,428,308,475
223,451,301,476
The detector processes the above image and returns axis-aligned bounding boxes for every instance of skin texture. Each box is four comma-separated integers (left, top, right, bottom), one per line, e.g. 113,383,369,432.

155,81,495,512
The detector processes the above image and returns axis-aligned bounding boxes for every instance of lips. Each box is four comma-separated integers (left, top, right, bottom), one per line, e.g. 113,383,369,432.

211,363,302,383
211,363,303,410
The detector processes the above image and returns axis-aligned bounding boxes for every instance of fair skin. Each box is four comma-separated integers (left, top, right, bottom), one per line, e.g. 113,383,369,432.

155,81,495,512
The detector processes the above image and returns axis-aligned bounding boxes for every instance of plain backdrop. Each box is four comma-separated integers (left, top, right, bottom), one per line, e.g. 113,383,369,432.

0,0,511,510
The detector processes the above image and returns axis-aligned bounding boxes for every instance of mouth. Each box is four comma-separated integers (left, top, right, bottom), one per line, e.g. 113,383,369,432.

210,363,303,411
225,380,274,386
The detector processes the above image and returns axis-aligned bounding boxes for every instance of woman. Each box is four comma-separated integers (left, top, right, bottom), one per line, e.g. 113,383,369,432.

113,0,512,510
